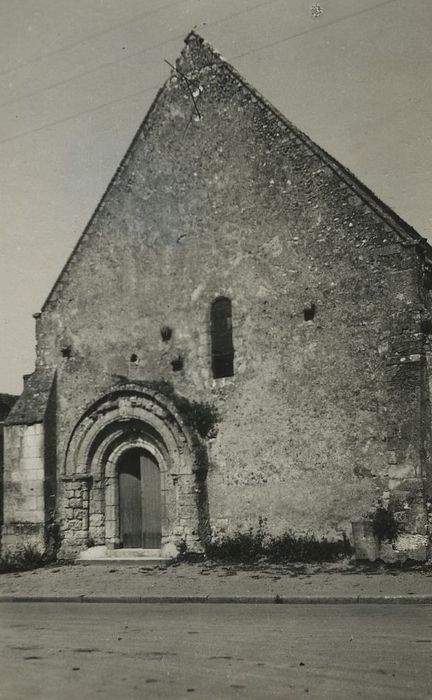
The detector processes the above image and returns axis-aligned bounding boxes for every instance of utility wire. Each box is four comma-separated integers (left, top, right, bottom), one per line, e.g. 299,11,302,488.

0,35,181,110
0,83,161,147
0,0,281,111
0,0,187,78
231,0,401,60
0,0,403,147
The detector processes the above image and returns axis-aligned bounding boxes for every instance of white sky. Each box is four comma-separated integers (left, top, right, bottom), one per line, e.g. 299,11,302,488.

1,0,431,394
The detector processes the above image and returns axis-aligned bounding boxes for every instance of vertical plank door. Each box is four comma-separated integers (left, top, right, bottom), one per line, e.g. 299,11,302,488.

140,452,161,549
119,459,143,548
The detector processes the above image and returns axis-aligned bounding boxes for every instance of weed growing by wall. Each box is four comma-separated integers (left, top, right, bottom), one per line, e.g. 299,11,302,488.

371,502,400,544
265,531,352,563
206,517,267,562
206,518,352,563
0,543,48,574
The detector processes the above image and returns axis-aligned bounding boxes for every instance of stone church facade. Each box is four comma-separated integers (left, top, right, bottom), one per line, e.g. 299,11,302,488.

3,33,432,560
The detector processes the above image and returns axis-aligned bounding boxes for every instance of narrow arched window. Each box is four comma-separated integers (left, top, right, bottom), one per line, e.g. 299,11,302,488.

211,297,234,378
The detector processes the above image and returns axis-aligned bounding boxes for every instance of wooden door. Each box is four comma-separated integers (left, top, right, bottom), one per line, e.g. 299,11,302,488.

119,457,143,548
140,452,161,549
118,449,161,549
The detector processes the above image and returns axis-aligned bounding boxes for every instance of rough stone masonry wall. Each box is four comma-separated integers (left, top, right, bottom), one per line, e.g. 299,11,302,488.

60,475,90,552
34,35,430,544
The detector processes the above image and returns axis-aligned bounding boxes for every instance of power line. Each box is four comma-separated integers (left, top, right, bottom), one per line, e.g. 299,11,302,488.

0,0,281,111
0,83,161,147
231,0,401,60
0,35,183,111
0,0,402,147
0,0,186,78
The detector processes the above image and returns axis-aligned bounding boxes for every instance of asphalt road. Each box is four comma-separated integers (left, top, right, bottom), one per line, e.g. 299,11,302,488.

1,603,432,700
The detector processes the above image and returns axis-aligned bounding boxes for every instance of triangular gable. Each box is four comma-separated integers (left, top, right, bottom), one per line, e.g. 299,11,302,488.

41,31,432,312
183,32,431,256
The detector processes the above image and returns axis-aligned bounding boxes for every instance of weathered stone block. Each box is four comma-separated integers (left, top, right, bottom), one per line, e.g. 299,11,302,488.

352,521,379,561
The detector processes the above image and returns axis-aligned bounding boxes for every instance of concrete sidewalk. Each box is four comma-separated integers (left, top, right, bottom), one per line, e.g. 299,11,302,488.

1,559,432,603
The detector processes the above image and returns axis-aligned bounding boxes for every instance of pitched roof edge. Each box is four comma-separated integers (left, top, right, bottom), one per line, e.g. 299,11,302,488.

4,369,55,426
185,31,432,262
40,28,432,316
41,80,171,313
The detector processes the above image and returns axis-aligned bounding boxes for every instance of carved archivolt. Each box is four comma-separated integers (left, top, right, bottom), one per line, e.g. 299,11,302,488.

61,384,204,550
63,383,195,479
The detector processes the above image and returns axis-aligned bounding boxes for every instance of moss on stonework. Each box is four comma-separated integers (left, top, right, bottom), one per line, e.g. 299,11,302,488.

143,380,219,439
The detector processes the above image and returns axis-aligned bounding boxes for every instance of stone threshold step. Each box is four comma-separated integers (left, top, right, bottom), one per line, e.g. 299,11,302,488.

75,557,169,566
107,548,162,558
75,546,173,564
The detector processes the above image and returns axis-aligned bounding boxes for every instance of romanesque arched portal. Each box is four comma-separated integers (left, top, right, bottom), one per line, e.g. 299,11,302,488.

60,383,207,556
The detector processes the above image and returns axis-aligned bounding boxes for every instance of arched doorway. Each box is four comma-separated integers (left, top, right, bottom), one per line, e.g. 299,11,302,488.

62,383,208,556
118,448,161,549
